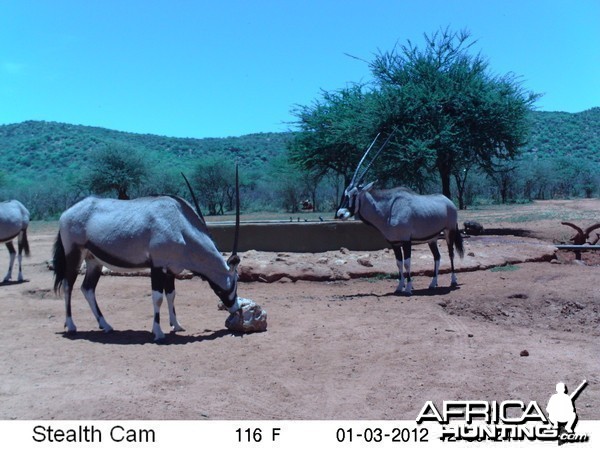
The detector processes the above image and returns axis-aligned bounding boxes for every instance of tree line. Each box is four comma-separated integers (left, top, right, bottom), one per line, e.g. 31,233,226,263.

1,29,599,219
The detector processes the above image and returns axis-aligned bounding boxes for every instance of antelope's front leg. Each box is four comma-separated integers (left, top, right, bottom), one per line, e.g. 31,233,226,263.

397,242,413,295
151,290,166,341
392,244,411,294
395,259,405,293
150,267,168,341
164,273,184,332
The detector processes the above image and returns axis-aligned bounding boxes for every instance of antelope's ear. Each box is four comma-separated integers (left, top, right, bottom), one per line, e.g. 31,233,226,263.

361,181,376,191
227,254,241,269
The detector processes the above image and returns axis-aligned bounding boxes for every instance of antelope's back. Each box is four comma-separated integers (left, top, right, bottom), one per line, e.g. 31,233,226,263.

59,196,196,262
386,190,458,239
0,200,29,239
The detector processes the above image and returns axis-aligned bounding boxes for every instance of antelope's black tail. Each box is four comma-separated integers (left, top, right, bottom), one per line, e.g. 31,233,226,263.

53,232,66,294
19,228,30,256
453,224,464,259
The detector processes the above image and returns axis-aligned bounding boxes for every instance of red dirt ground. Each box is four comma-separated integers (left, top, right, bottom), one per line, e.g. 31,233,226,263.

0,199,598,420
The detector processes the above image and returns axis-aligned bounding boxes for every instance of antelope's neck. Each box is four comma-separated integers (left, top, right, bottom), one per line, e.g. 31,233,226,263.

355,191,380,227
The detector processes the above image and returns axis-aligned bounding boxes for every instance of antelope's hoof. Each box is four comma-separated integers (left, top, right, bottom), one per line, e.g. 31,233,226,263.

394,285,405,295
99,318,113,333
170,321,185,332
64,320,77,334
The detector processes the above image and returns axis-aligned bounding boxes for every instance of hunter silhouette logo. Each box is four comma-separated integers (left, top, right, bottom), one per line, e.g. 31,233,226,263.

416,379,590,443
547,380,588,443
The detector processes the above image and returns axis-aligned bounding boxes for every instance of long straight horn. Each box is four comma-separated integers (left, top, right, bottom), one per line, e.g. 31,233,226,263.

350,133,380,187
232,164,240,256
355,128,396,186
181,172,208,227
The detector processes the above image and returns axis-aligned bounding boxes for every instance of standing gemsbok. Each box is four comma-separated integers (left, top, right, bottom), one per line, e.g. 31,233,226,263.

53,172,247,341
1,200,30,283
336,135,464,295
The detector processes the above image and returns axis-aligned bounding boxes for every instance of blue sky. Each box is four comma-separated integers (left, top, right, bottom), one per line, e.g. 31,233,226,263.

1,0,599,139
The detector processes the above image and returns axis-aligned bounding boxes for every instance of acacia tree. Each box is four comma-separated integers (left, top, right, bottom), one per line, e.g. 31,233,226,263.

86,143,148,199
289,84,379,186
291,28,539,207
192,157,235,215
370,28,540,201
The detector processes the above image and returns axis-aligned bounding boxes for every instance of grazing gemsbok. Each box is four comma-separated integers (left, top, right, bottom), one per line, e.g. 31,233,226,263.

0,200,30,283
53,173,245,341
336,135,464,295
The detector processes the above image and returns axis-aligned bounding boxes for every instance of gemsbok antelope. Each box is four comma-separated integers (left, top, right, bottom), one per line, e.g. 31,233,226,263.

0,200,30,283
336,135,464,295
53,172,248,341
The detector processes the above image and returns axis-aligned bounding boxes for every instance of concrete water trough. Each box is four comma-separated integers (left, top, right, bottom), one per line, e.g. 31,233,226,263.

208,219,389,253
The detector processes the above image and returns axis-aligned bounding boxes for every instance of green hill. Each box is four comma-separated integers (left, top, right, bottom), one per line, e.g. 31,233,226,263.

0,120,294,183
524,107,600,162
1,108,598,180
0,108,598,218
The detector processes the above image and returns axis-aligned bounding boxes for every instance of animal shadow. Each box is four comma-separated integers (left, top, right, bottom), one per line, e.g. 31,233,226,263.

336,285,459,301
60,328,233,345
0,279,30,287
401,286,458,297
480,228,532,237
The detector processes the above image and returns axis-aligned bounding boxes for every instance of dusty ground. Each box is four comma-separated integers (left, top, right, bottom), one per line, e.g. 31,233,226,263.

0,199,598,420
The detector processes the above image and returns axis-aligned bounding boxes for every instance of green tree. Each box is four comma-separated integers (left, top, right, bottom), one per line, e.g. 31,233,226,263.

85,143,148,199
370,28,540,201
289,84,379,186
192,157,235,215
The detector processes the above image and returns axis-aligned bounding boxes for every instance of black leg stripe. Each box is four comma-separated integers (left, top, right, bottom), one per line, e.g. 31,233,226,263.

428,242,441,261
165,273,175,294
151,267,165,293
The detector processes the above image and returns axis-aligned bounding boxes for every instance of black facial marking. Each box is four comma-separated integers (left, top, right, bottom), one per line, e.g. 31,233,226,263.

338,195,349,210
207,278,237,308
